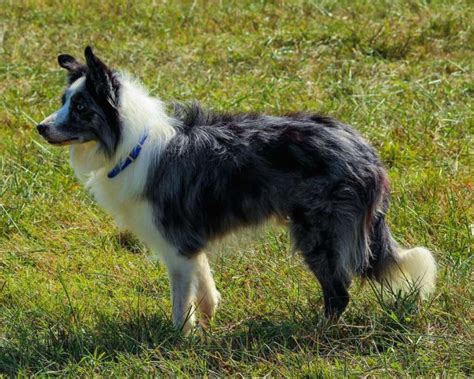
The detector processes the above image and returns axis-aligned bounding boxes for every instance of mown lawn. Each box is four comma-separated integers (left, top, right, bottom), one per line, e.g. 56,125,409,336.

0,0,472,376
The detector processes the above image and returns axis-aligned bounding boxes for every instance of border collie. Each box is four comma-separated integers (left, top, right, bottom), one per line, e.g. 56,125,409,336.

37,46,437,333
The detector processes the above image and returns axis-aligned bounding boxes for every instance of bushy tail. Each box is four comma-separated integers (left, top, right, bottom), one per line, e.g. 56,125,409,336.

366,216,437,299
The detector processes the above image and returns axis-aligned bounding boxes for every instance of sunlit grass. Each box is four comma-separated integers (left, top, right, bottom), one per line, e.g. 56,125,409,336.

0,0,472,376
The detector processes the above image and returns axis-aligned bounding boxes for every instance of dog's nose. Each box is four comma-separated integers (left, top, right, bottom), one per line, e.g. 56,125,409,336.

37,124,48,135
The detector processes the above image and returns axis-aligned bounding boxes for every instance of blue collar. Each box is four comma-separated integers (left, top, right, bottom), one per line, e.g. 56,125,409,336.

107,132,149,178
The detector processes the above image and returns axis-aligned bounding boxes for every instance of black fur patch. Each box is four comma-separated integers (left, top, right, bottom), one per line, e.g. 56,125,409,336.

146,102,389,277
84,46,121,156
143,102,399,317
58,54,88,84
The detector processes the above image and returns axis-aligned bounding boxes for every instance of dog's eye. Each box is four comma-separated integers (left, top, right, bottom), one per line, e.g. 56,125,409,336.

76,103,86,112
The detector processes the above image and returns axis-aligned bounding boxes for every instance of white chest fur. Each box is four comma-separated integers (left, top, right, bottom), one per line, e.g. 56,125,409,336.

69,139,175,263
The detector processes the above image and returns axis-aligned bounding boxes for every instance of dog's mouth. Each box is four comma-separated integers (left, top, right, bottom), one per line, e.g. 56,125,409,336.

47,138,79,146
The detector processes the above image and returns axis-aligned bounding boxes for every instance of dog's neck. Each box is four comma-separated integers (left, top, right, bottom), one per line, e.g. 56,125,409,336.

69,74,176,182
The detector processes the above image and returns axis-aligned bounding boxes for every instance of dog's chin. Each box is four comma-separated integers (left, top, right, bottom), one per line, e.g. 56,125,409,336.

47,138,80,146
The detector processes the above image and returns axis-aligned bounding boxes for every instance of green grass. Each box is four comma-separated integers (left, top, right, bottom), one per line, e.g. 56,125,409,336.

0,0,473,376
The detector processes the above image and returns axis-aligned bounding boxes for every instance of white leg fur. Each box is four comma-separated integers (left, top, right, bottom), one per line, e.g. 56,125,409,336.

383,247,437,298
194,254,221,327
95,199,200,335
163,253,199,334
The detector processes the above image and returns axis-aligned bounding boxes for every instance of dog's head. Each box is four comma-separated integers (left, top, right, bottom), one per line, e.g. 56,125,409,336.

37,46,121,156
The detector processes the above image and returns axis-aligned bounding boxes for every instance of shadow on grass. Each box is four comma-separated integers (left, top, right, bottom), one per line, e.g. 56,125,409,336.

213,312,419,360
0,312,178,374
0,294,425,375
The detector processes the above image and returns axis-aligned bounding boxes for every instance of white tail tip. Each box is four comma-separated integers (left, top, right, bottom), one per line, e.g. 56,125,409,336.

384,247,437,298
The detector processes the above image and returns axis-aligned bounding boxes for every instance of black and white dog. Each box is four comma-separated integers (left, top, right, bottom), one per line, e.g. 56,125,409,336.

37,47,436,333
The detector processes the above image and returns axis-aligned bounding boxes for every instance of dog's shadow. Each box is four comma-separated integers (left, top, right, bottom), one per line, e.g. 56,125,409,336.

0,304,420,375
205,313,414,360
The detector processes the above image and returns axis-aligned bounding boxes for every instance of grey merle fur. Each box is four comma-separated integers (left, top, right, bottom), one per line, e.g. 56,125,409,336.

146,102,394,317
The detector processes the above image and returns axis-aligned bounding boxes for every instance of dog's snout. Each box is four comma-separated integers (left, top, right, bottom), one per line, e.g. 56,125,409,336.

37,123,48,135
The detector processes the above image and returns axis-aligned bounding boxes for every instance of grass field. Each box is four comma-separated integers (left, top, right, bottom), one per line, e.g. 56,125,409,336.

0,0,473,376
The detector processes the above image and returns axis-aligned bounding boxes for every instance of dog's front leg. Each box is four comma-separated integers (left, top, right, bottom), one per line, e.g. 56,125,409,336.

162,252,199,334
195,253,221,327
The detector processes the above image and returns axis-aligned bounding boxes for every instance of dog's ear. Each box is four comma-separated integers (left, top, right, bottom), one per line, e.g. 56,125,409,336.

84,46,118,105
58,54,87,84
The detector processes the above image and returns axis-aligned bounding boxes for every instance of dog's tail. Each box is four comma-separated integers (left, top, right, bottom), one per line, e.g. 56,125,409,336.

365,214,437,298
357,167,437,298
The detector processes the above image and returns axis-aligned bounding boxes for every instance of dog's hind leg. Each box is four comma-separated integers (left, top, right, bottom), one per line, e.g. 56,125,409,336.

195,254,221,327
291,214,351,319
303,249,351,319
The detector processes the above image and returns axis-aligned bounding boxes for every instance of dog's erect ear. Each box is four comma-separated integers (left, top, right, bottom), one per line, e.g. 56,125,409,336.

58,54,81,71
84,46,118,105
58,54,87,84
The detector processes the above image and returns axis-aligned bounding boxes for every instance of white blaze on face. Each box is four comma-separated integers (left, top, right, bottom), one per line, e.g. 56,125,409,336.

40,77,86,126
40,97,71,126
